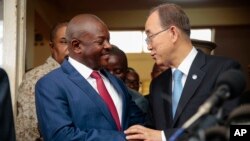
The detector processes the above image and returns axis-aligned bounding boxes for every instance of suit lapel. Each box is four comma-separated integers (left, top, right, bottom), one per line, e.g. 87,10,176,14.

61,61,118,129
161,69,174,127
173,51,206,126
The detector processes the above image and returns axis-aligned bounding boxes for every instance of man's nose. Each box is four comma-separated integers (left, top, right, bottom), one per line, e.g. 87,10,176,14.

147,44,152,51
104,40,111,49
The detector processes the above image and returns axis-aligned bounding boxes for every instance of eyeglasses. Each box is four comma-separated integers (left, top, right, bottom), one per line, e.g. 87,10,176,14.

145,27,170,45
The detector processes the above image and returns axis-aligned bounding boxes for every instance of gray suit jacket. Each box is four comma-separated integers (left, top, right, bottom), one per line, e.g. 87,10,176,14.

128,88,148,113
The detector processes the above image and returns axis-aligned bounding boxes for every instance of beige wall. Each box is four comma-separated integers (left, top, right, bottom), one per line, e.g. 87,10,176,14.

126,53,154,94
33,11,51,68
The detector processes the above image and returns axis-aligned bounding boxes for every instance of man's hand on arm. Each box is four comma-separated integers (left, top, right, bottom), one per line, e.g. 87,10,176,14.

124,125,163,141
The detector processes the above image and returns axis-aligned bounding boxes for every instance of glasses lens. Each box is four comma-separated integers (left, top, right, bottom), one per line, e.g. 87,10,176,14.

145,38,149,44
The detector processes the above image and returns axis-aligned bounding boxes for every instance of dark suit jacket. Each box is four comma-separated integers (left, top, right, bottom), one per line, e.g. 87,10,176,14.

0,68,16,141
128,88,149,113
147,50,241,139
35,60,145,141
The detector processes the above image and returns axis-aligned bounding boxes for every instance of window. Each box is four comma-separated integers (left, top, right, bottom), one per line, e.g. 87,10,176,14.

190,29,212,42
110,31,144,53
110,28,213,53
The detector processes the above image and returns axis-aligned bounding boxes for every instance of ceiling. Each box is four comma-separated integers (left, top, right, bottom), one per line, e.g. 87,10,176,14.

37,0,250,29
47,0,250,13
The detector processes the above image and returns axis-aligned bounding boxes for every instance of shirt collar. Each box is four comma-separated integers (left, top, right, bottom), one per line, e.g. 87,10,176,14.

172,47,198,76
68,57,94,79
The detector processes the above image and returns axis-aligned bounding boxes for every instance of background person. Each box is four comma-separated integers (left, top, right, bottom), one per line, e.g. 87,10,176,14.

0,68,16,141
101,45,148,113
151,63,169,79
144,63,169,99
125,67,141,92
16,22,68,141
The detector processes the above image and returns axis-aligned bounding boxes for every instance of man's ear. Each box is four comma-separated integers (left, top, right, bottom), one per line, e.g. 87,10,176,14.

49,41,54,48
169,26,178,43
71,39,81,53
49,41,54,53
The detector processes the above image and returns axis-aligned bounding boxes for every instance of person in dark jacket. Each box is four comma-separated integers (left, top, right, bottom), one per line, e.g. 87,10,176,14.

0,68,16,141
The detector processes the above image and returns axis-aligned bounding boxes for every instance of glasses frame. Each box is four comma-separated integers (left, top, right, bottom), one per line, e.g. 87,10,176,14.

145,27,170,45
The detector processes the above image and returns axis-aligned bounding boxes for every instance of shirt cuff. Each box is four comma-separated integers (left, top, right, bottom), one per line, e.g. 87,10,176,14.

161,130,167,141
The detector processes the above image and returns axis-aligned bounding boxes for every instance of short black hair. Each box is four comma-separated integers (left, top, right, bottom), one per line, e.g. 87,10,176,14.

49,22,68,42
109,45,128,69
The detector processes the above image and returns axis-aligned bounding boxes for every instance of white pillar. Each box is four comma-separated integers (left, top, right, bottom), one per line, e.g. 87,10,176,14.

2,0,26,118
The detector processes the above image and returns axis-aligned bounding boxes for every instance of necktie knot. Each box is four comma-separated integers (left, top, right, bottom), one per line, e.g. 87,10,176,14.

91,71,102,80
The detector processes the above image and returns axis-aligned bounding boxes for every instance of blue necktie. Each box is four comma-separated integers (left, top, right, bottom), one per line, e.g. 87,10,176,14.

172,69,183,118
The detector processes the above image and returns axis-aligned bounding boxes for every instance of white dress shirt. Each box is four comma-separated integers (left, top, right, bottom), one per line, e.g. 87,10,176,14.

68,57,123,125
171,47,198,91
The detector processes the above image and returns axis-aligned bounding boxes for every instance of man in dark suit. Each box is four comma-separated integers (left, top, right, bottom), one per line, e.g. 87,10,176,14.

0,68,16,141
35,14,145,141
125,3,241,141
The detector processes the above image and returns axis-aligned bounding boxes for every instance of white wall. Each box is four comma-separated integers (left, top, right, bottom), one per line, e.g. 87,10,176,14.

0,0,3,66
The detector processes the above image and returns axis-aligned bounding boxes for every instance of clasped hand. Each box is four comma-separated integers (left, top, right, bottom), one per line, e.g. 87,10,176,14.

124,125,162,141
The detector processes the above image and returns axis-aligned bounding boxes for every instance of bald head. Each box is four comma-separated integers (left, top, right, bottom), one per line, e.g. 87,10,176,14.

65,14,111,70
66,14,107,41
